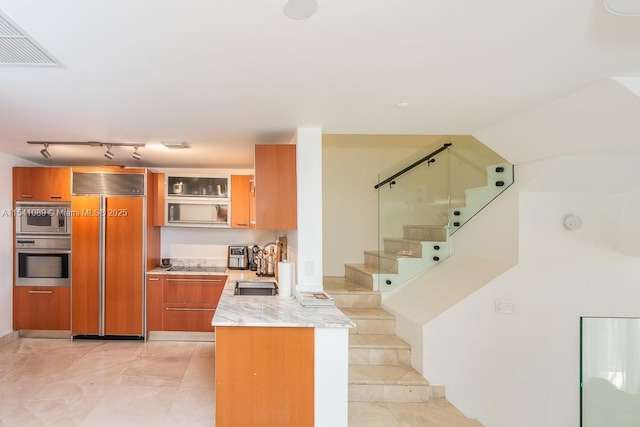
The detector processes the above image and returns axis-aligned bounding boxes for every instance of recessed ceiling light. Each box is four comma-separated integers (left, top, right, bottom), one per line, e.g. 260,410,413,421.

283,0,318,20
397,102,409,108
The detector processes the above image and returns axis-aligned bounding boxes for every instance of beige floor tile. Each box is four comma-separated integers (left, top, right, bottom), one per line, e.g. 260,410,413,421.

119,356,191,387
83,385,178,426
140,341,197,358
193,342,216,358
163,386,215,427
348,402,402,427
180,357,215,388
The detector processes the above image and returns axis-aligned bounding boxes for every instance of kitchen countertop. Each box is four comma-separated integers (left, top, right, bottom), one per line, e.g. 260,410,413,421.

212,271,355,329
146,266,229,275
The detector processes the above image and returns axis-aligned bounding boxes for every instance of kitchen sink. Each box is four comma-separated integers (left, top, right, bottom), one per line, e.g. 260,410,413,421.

234,280,278,296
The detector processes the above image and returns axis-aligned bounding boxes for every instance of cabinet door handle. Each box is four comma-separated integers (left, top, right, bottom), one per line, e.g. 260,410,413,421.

166,278,225,283
28,290,53,294
147,277,161,281
165,307,215,312
49,195,62,199
21,194,34,198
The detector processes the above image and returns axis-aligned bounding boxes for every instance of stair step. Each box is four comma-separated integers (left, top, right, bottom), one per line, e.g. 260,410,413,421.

349,365,431,402
345,263,391,289
403,225,448,241
350,334,412,366
382,238,424,257
340,307,396,335
324,276,381,309
363,250,409,273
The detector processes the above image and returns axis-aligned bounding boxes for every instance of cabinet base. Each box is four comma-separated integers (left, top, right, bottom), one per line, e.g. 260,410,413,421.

147,331,215,342
18,330,71,339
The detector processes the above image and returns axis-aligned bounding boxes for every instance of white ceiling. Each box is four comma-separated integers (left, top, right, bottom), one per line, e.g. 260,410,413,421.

1,0,639,168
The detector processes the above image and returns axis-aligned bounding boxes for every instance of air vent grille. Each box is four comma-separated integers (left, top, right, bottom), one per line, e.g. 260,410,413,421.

0,10,59,66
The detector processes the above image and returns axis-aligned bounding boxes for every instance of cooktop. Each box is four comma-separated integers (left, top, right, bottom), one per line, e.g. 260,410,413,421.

168,266,227,273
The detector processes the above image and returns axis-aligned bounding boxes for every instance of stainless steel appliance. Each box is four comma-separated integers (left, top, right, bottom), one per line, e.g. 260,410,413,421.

228,246,248,270
15,236,71,286
71,171,147,339
234,280,278,296
16,202,70,235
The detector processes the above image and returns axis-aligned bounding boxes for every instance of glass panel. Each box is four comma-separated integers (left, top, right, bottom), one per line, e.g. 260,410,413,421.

581,317,640,427
167,176,229,198
377,135,513,291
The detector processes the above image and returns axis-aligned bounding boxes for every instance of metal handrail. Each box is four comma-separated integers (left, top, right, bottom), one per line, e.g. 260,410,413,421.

373,143,452,189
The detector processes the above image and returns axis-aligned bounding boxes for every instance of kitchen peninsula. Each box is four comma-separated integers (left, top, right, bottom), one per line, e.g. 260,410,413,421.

213,274,354,427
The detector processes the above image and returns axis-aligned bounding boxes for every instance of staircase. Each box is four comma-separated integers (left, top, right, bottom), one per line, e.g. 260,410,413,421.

324,276,483,426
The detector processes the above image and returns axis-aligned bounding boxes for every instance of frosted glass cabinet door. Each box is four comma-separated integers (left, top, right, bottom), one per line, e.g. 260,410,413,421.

581,317,640,427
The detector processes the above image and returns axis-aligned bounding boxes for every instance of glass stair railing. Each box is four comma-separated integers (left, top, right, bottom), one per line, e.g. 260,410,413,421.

374,135,514,292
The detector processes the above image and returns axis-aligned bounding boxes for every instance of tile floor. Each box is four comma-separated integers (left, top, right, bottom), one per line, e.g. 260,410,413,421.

0,338,480,426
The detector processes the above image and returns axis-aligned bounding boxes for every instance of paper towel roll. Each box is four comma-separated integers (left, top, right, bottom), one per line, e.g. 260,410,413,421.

278,261,294,298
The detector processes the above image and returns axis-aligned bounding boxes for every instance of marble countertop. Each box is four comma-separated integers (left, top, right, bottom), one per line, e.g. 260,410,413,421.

146,266,228,276
213,272,355,329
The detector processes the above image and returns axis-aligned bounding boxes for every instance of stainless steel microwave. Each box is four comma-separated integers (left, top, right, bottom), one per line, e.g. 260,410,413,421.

15,202,70,235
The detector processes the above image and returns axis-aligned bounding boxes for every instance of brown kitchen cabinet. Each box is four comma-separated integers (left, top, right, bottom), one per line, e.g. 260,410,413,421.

13,286,71,330
230,174,254,229
216,326,314,426
146,275,164,332
13,167,71,201
254,144,297,229
146,274,226,333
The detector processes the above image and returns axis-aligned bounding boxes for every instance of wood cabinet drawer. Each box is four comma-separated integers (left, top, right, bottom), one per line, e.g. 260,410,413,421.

162,303,216,332
163,275,226,304
13,286,70,330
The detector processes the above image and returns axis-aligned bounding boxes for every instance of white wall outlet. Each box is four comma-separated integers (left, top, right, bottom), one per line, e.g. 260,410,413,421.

563,214,582,230
495,299,515,314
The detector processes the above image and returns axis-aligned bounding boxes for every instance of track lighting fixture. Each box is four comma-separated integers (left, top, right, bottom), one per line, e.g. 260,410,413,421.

40,143,51,159
27,141,146,162
104,144,114,160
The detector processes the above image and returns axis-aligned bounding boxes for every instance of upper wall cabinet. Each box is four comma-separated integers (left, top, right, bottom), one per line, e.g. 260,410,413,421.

13,167,71,202
254,144,297,230
165,174,230,228
230,175,254,229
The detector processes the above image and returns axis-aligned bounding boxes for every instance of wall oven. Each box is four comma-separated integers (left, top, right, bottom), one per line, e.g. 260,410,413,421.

15,237,71,287
15,202,70,235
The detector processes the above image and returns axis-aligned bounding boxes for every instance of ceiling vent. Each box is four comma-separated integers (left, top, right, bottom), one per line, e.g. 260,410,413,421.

0,10,60,66
162,141,191,150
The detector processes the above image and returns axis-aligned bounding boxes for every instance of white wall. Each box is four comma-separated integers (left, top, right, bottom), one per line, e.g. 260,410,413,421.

0,154,38,337
322,134,442,276
420,156,640,427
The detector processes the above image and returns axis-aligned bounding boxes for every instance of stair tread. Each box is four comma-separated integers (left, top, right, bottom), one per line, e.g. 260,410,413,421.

349,334,410,349
345,263,394,275
340,307,395,319
323,276,379,294
364,250,420,260
403,224,448,229
383,238,423,244
349,364,430,385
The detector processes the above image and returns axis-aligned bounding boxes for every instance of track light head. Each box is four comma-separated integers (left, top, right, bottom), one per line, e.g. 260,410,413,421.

132,146,141,160
104,144,114,160
40,143,51,159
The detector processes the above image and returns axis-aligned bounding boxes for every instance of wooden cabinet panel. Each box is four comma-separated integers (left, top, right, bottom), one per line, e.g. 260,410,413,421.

162,303,216,332
216,326,314,426
71,196,101,335
146,275,163,332
254,144,297,230
151,172,165,227
13,286,70,330
230,175,254,228
104,197,144,336
13,167,71,201
163,275,226,305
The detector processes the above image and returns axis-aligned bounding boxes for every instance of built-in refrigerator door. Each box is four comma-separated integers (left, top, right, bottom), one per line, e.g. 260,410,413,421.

71,196,101,335
104,196,144,336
